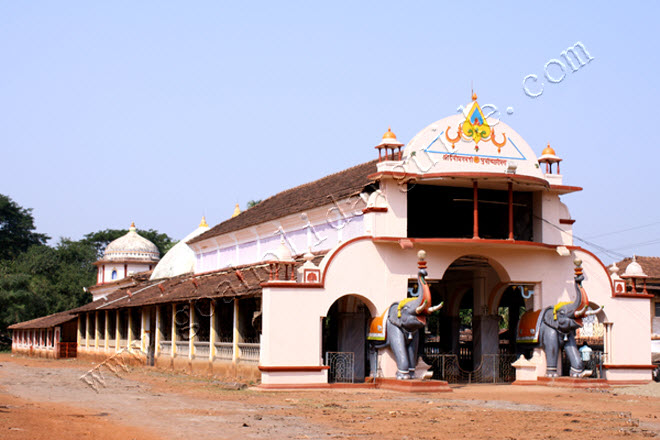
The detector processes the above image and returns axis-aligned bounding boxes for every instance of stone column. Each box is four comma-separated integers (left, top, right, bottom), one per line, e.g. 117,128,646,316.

127,310,133,352
94,311,100,350
171,304,177,358
104,310,109,351
155,306,162,358
189,301,195,360
77,316,82,349
232,299,239,363
85,312,90,349
115,311,121,352
141,308,148,353
209,300,217,362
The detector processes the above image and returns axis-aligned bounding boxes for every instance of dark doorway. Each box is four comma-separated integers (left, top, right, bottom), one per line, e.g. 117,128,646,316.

323,296,372,382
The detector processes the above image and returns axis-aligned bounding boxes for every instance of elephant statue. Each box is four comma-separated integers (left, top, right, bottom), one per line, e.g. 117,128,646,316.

517,259,603,377
367,250,443,380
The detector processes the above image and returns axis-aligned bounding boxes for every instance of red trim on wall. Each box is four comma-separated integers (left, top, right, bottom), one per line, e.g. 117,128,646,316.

603,364,656,370
611,292,654,299
261,282,324,289
368,171,551,188
258,365,330,372
362,207,388,214
559,219,576,225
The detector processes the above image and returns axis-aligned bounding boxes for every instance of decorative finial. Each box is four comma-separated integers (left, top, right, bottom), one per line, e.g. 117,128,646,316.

199,216,208,228
130,222,136,231
472,91,477,101
417,249,427,269
574,258,583,277
231,203,241,218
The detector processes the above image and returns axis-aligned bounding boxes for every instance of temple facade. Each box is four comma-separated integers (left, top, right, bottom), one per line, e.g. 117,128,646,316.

9,95,657,385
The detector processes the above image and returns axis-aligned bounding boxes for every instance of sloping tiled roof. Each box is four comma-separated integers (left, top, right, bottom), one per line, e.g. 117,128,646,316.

189,159,378,245
614,256,660,279
8,310,77,330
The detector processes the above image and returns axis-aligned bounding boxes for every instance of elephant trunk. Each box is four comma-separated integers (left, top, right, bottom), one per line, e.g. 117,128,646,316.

566,262,589,318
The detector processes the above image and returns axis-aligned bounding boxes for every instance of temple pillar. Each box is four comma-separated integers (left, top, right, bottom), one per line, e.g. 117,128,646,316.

209,300,217,361
85,312,90,349
104,310,109,351
155,306,162,358
189,301,195,360
171,304,177,358
115,311,121,352
232,299,239,363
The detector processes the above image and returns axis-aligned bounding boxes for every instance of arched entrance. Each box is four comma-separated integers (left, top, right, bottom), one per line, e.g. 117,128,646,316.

422,255,519,383
322,295,373,383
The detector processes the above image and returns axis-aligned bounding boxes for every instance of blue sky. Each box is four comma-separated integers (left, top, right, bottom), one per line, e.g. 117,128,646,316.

1,2,658,265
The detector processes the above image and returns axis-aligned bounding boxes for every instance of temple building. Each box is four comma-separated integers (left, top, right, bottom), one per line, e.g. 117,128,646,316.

9,94,657,386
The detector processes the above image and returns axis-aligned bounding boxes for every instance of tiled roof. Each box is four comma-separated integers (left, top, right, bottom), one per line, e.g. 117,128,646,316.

11,254,326,330
189,160,378,245
8,310,77,330
614,256,660,279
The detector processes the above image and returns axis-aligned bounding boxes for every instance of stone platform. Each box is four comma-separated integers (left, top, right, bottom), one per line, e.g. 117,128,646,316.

535,376,610,388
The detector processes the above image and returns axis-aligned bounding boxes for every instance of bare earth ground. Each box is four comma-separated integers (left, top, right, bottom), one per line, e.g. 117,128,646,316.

1,353,659,440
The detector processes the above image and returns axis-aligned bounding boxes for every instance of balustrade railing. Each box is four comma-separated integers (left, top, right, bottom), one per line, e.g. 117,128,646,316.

160,341,172,355
175,341,189,357
237,343,260,364
214,342,233,361
194,341,210,358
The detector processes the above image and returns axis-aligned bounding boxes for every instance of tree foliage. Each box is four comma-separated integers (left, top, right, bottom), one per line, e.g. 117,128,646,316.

0,194,175,335
0,194,49,260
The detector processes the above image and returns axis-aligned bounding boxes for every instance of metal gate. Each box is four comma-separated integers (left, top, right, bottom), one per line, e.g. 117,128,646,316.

423,352,517,383
325,352,354,383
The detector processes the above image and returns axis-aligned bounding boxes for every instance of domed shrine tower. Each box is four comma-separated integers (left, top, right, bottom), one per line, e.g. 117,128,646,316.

90,223,160,301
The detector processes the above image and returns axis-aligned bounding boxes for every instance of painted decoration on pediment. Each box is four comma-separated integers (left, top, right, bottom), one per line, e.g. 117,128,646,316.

417,100,526,165
445,101,508,152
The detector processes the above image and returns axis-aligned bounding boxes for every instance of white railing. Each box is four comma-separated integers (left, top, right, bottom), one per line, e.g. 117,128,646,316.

118,339,127,349
214,342,233,361
238,343,260,364
175,341,189,357
194,341,210,358
160,341,172,355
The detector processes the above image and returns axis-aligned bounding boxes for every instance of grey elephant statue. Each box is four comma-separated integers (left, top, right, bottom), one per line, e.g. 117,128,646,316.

517,259,603,377
368,250,443,380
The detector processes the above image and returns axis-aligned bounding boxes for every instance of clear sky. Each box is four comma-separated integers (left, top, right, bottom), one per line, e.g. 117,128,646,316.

1,2,658,265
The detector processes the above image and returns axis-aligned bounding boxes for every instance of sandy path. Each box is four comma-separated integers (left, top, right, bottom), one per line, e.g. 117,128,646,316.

1,353,659,439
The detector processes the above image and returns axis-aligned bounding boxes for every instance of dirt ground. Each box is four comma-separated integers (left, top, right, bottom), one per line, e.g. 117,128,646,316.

1,353,659,440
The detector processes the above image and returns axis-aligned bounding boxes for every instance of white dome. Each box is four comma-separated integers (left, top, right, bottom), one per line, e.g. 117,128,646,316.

623,257,648,278
104,224,160,263
150,219,210,280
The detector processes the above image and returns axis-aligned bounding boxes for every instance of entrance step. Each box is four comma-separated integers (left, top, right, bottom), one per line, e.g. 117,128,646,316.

535,376,609,388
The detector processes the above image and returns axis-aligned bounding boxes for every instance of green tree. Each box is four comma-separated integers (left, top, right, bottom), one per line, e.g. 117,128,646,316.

0,194,49,260
246,200,262,210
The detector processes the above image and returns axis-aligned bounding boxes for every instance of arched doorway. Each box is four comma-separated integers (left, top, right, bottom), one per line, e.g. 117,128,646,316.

322,295,373,383
422,255,515,383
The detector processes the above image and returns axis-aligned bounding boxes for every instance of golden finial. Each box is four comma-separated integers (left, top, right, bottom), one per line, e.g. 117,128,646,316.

472,91,478,101
199,216,208,228
130,222,136,230
231,203,241,218
382,126,397,139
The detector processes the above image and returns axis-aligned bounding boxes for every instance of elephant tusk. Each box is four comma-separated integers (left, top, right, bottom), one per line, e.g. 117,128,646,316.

416,300,428,315
427,302,444,313
574,305,588,318
584,306,603,316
